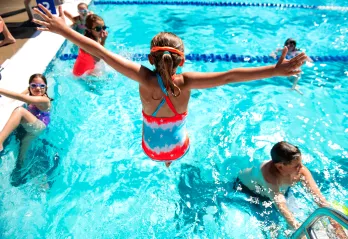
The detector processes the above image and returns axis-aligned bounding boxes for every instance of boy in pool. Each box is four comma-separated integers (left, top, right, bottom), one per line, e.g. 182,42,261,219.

238,141,347,238
270,38,313,95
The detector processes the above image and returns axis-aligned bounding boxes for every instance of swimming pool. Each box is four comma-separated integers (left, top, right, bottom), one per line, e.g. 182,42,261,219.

0,0,347,238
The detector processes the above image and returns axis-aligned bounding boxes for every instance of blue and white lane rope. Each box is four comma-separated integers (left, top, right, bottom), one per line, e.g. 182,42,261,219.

93,1,348,11
59,53,348,63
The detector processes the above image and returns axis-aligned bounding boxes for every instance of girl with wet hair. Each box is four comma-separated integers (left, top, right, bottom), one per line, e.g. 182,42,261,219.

34,5,308,167
73,14,108,77
0,74,52,165
84,14,108,46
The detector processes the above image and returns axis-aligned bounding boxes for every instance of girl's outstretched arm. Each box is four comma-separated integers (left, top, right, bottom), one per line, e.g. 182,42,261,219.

33,5,151,85
182,47,308,90
63,10,75,24
0,88,49,106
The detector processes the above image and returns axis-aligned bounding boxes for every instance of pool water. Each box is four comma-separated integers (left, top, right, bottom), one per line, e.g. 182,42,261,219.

0,0,347,238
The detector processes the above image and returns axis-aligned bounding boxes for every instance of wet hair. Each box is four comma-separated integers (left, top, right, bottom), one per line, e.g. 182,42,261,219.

284,38,297,47
28,74,53,101
85,14,104,42
77,2,88,8
270,141,301,165
150,32,184,97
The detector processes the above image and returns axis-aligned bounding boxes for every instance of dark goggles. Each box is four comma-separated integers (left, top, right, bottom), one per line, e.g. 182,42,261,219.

92,25,108,32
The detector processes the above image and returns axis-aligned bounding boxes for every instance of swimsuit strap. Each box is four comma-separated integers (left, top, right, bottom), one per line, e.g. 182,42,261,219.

151,74,179,116
151,98,165,116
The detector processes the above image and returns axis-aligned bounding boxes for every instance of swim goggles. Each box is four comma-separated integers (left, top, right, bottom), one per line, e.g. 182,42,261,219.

78,9,89,14
29,83,46,89
151,46,185,66
92,25,108,32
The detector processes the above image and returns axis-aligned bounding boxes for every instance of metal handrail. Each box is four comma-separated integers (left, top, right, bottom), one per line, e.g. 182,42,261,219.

291,207,348,239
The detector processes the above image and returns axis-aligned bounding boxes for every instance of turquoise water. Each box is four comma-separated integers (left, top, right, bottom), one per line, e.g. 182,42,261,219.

1,1,348,238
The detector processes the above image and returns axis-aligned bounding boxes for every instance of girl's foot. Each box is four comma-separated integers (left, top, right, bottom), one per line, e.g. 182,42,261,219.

0,143,3,152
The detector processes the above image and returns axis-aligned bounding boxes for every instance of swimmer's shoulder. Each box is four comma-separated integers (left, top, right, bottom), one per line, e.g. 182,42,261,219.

262,160,280,187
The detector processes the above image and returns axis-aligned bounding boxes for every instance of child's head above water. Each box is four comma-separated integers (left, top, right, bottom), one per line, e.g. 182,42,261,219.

28,73,52,100
77,3,89,18
85,14,106,40
271,141,302,175
284,38,297,52
149,32,185,97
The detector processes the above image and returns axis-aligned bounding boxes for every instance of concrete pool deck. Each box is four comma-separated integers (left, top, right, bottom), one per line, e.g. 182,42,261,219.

0,0,91,130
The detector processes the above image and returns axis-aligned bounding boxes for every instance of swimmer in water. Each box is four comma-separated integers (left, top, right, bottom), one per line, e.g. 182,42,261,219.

271,38,313,95
237,141,347,238
0,74,52,167
73,14,108,78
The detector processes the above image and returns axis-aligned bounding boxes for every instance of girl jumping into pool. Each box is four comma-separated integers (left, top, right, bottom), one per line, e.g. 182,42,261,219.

73,13,108,77
33,5,307,167
0,74,52,166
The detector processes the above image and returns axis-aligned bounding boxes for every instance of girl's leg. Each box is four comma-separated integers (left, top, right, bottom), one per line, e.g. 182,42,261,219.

290,75,300,90
17,120,45,165
0,16,16,47
17,132,36,165
0,107,37,151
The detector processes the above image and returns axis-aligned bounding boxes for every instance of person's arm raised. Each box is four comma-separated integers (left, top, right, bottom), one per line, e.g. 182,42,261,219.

182,47,307,90
32,5,150,85
0,88,49,105
63,10,75,24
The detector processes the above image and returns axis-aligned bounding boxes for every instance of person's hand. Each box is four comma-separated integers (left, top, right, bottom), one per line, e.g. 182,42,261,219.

32,5,68,35
274,46,307,76
101,30,108,40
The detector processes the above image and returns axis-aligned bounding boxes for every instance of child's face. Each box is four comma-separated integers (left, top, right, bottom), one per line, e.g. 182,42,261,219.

77,5,89,17
278,157,302,176
91,20,106,38
286,42,296,52
29,77,46,96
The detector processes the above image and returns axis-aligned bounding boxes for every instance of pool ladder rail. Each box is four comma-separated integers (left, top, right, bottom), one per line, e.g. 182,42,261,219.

291,207,348,239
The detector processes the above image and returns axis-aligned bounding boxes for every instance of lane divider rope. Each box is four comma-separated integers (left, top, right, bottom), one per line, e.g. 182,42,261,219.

59,53,348,63
93,1,348,11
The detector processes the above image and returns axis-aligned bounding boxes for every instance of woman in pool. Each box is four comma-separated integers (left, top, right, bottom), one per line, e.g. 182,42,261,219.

33,5,307,167
0,74,51,166
64,2,93,35
73,14,108,77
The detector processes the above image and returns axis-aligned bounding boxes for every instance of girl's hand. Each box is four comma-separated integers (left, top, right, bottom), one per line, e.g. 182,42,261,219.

32,5,68,35
101,31,108,40
274,47,307,76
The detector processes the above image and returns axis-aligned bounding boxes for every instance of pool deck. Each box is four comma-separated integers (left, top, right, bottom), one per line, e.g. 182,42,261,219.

0,0,91,130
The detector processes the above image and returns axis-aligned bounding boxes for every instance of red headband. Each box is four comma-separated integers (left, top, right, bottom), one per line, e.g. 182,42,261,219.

150,46,185,66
